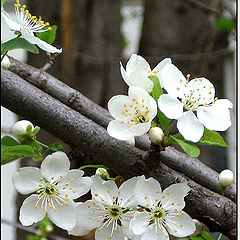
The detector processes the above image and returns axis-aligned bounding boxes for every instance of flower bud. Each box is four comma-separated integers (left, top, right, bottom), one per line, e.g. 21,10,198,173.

218,169,234,188
96,168,110,180
1,55,11,69
191,219,204,237
125,137,135,147
46,224,53,232
11,120,34,140
149,127,164,144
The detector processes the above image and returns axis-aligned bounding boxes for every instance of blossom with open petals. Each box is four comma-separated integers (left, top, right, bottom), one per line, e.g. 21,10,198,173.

1,0,62,53
158,63,232,142
69,175,139,240
13,152,92,230
107,86,157,140
130,176,195,240
120,54,171,92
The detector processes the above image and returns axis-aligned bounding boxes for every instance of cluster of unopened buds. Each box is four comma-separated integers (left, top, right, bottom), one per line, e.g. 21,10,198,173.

107,54,232,144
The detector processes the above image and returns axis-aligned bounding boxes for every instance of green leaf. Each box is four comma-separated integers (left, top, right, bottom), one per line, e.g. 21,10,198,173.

1,136,19,148
216,16,236,33
1,145,36,165
169,135,200,158
48,142,63,151
198,129,228,147
157,110,169,133
1,0,4,8
148,75,163,100
36,25,57,44
1,38,39,54
191,231,214,240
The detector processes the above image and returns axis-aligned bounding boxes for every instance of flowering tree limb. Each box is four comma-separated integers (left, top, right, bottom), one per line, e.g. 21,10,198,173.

8,57,236,203
1,69,236,239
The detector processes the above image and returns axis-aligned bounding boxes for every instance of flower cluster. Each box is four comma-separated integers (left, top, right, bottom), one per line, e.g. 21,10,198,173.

107,54,232,143
13,152,195,239
1,0,62,53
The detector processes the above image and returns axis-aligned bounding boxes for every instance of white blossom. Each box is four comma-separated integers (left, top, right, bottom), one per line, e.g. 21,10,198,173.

218,169,234,188
69,175,140,240
158,63,232,142
107,86,157,141
1,0,62,53
12,152,92,230
1,55,11,69
11,120,34,139
149,127,164,144
120,54,171,92
130,176,196,240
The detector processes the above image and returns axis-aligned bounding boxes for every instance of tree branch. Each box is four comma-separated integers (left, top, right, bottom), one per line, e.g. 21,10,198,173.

8,57,236,203
1,69,236,239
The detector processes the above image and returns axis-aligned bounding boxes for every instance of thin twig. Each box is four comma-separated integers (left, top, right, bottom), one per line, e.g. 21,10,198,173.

41,53,59,72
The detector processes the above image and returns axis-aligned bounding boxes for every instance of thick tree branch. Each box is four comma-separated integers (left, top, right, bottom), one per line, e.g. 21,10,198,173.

8,57,236,203
1,69,236,239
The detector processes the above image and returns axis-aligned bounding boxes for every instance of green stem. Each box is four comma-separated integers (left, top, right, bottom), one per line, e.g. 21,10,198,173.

33,139,49,149
1,51,8,62
79,164,109,170
217,233,222,240
221,186,225,196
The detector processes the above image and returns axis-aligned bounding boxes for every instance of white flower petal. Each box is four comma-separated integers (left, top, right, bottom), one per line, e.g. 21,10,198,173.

41,152,70,182
158,63,186,98
130,211,150,235
153,58,172,85
186,78,215,105
1,8,20,31
107,119,136,141
68,201,102,235
19,194,45,226
126,54,150,73
58,170,92,199
161,183,190,211
95,222,124,240
165,212,196,237
91,175,118,205
120,62,132,87
108,95,133,120
12,167,42,194
177,111,204,142
214,99,233,108
119,177,139,208
142,224,168,240
128,86,152,103
131,122,151,137
129,70,154,92
47,197,76,230
21,28,62,53
197,101,232,131
134,176,162,208
158,94,184,119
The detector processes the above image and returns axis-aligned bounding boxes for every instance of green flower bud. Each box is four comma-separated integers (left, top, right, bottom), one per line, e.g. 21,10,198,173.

96,168,110,180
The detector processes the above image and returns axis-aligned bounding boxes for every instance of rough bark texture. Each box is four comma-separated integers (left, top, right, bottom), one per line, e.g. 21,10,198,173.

139,0,230,171
8,57,236,203
1,68,236,239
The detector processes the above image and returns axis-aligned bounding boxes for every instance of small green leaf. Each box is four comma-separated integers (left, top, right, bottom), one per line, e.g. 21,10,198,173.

148,75,163,100
216,15,236,33
1,0,5,8
1,145,35,165
48,142,63,151
191,231,214,240
33,126,40,135
169,135,200,158
36,25,57,44
1,136,19,148
198,129,228,147
157,110,169,133
1,38,39,54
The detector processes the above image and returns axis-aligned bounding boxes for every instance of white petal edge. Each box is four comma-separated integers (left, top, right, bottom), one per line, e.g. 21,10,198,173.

19,194,45,226
177,111,204,142
158,94,184,119
41,151,70,182
12,167,42,194
130,211,150,235
1,8,20,31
